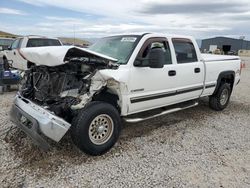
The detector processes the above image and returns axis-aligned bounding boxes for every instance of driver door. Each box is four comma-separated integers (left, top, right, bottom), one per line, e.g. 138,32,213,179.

128,37,178,114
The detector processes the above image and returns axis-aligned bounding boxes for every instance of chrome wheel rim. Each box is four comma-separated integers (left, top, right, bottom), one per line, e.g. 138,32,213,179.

220,89,229,105
88,114,114,145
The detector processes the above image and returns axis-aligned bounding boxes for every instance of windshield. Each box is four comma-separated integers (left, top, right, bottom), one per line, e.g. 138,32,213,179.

89,35,140,64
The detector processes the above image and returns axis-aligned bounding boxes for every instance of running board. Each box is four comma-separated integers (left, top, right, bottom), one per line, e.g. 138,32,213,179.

123,101,199,123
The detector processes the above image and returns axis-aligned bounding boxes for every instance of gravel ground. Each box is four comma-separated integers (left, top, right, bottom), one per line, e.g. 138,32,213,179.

0,58,250,188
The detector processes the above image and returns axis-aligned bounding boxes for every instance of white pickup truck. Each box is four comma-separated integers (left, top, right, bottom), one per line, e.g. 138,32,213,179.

10,33,241,155
2,35,62,70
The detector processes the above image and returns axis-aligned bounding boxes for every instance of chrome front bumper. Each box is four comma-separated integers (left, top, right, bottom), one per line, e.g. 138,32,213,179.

10,94,71,150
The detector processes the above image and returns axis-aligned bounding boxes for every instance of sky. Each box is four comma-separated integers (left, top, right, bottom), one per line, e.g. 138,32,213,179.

0,0,250,39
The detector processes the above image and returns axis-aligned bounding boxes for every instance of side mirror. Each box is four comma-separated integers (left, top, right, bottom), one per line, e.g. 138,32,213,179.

133,58,143,66
148,48,165,68
8,46,12,50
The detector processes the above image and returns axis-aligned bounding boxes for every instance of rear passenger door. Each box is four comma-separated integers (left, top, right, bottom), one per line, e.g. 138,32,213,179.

171,38,204,101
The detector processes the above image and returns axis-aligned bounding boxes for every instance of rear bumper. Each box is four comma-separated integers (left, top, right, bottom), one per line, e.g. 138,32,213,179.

10,94,71,149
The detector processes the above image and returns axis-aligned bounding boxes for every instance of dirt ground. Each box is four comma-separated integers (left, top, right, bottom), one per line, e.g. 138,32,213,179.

0,58,249,187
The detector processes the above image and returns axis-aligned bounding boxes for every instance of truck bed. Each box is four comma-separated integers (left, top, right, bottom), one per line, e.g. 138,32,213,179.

201,53,240,62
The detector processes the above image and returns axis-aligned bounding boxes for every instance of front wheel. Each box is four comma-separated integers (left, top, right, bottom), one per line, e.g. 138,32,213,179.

209,83,231,111
71,102,122,156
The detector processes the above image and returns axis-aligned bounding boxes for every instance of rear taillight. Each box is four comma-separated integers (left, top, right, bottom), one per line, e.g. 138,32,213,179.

240,61,246,75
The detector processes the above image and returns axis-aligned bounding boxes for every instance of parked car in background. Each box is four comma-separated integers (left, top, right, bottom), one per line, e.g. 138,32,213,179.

0,38,15,70
0,37,14,52
2,36,62,70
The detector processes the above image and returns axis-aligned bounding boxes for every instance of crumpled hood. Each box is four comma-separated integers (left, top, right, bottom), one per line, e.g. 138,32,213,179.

20,46,118,67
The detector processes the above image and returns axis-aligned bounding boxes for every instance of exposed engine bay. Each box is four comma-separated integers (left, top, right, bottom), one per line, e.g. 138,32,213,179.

19,47,119,122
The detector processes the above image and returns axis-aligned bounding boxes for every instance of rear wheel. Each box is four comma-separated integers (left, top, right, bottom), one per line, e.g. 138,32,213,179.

209,83,231,111
71,101,122,156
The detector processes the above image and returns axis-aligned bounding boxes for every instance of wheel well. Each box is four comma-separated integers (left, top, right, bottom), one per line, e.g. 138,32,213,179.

215,71,235,94
92,88,120,113
27,61,35,68
221,75,234,89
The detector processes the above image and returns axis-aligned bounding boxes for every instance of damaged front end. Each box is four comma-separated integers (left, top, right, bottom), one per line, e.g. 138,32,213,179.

10,46,119,148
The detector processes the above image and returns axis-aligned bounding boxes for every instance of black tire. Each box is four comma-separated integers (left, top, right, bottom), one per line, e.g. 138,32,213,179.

209,83,231,111
3,57,10,70
71,101,122,156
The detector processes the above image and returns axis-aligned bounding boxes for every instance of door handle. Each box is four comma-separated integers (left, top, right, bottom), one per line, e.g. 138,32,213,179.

168,70,176,76
194,68,200,73
14,51,16,55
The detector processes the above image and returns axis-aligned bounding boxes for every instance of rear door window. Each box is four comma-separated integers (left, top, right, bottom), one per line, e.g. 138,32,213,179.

26,38,61,47
172,38,198,63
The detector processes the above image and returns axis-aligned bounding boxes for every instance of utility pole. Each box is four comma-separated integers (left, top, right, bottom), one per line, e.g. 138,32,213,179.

73,24,76,45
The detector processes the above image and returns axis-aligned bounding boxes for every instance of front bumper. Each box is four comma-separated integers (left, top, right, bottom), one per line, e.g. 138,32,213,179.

10,94,71,150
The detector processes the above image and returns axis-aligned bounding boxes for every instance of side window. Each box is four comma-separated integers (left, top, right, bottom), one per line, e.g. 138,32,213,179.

172,38,198,63
27,39,61,47
140,40,172,66
11,39,20,49
27,39,43,47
